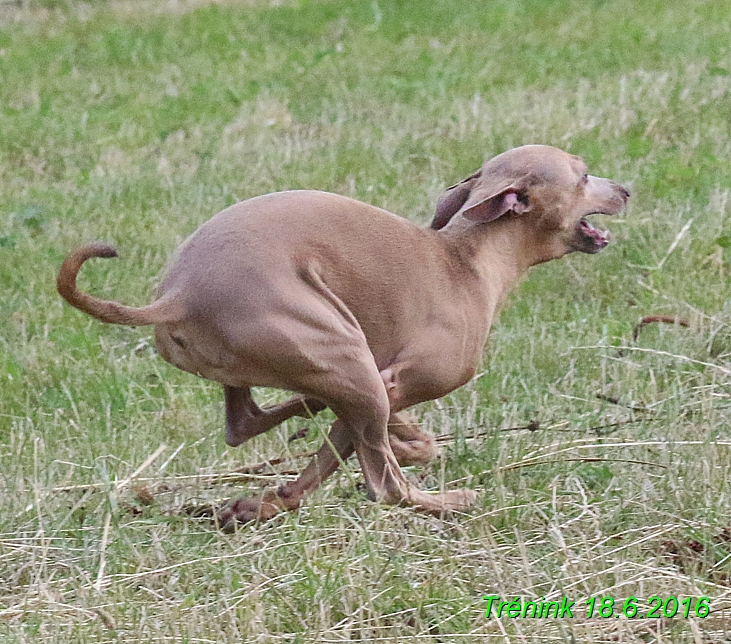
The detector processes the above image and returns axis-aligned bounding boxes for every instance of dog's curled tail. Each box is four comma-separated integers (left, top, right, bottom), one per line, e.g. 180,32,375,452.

57,242,183,326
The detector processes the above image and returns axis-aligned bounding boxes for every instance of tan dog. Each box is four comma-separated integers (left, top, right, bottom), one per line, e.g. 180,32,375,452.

57,145,629,529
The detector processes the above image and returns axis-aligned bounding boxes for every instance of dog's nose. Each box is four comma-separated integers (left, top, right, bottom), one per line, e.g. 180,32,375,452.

618,184,631,200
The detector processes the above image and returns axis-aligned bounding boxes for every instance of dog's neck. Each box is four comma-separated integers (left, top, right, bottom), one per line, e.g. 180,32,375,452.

437,216,568,330
439,216,540,296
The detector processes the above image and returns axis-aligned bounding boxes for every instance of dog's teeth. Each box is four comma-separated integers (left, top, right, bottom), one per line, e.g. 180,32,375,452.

579,218,609,245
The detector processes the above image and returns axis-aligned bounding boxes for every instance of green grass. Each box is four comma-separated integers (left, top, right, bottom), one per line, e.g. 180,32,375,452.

3,0,731,640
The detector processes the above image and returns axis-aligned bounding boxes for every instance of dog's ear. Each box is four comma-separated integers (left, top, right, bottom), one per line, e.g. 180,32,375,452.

431,169,482,230
458,187,530,224
432,170,531,229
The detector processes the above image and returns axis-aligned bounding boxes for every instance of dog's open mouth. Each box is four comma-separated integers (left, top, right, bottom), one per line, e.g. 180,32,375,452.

576,216,610,252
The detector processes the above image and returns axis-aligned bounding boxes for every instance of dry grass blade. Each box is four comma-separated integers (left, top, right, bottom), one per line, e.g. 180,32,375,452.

572,344,731,376
632,315,691,342
498,456,666,473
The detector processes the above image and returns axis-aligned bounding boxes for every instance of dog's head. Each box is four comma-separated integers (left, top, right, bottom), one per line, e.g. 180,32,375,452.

432,145,630,261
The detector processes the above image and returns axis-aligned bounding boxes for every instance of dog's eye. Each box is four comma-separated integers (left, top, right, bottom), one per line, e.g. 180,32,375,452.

580,173,589,186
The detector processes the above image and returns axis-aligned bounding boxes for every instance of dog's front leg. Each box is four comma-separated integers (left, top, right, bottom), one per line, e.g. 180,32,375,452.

353,420,476,514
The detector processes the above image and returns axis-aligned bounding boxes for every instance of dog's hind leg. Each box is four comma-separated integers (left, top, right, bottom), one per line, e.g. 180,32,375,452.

224,386,327,447
217,418,354,530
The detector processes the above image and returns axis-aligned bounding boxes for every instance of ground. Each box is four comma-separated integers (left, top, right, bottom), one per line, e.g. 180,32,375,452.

2,0,731,641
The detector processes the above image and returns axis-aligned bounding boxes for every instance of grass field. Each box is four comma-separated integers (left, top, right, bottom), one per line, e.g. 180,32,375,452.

3,0,731,641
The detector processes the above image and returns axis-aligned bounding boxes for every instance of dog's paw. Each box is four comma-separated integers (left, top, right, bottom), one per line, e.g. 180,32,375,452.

424,488,478,514
408,487,478,515
215,495,283,532
445,488,478,511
